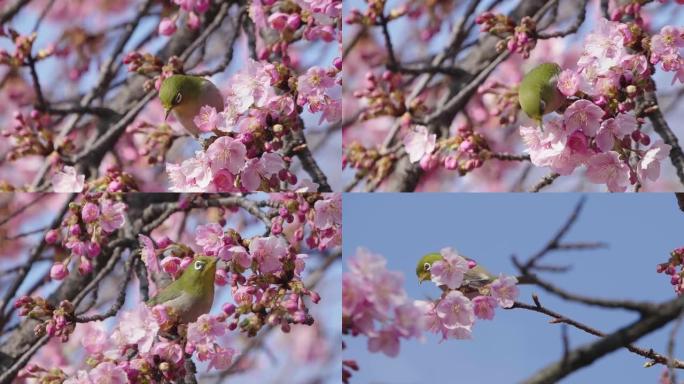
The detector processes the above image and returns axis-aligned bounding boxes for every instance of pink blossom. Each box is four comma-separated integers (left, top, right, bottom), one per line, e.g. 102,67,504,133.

50,263,68,280
51,166,85,193
557,69,579,97
79,322,109,354
230,60,274,112
166,152,213,192
313,194,341,230
88,362,128,384
259,152,286,177
138,235,160,275
187,314,228,345
403,125,437,163
111,306,159,354
595,113,637,152
367,328,400,357
581,18,627,75
430,247,469,289
347,247,387,278
160,256,182,278
367,269,406,313
206,136,247,175
158,17,177,36
585,152,630,192
249,236,287,274
99,200,126,233
195,223,224,253
638,140,671,182
435,290,475,329
218,245,251,268
151,341,184,365
651,26,683,62
193,105,221,133
490,274,519,308
563,99,605,136
472,295,497,320
81,202,99,223
393,302,424,339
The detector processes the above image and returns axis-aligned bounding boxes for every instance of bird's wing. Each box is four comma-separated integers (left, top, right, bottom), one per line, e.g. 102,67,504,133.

146,281,184,306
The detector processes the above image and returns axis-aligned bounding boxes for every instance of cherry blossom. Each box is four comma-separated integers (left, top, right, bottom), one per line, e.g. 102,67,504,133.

403,125,437,163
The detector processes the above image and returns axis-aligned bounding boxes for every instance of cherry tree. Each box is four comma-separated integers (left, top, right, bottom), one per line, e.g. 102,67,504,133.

343,0,683,191
0,0,341,192
343,195,684,383
0,191,341,383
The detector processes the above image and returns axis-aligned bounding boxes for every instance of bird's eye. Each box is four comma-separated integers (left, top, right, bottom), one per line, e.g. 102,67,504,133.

423,262,431,271
174,92,182,105
194,261,204,270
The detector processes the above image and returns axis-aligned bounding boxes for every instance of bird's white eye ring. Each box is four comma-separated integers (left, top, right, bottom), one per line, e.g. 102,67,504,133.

194,261,204,270
424,262,431,271
174,92,182,104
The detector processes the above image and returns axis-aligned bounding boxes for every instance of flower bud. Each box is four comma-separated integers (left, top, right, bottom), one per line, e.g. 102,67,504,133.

45,229,59,244
50,263,68,280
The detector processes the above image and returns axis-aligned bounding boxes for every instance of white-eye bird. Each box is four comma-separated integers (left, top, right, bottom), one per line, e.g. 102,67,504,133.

518,62,565,130
146,255,217,323
158,74,225,137
416,252,533,288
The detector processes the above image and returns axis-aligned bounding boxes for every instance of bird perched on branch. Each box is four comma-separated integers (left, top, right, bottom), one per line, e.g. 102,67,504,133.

159,74,224,137
416,252,533,288
518,62,565,130
147,255,217,323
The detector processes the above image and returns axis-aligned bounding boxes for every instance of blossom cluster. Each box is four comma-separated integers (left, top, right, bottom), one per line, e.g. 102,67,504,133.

404,123,489,176
519,18,675,191
162,59,340,192
158,0,210,36
18,193,340,382
657,246,684,295
44,194,127,280
269,192,342,251
19,306,234,383
343,248,424,358
476,12,537,58
250,0,342,61
421,248,519,341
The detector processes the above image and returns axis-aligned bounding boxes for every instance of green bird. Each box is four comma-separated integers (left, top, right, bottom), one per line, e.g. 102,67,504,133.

158,74,225,137
416,252,533,287
147,255,217,324
518,62,565,130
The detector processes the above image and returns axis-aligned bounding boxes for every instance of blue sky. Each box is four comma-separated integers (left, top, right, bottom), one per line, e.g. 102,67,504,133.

343,193,684,383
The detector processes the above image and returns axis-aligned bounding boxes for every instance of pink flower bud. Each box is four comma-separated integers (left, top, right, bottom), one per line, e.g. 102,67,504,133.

286,14,301,30
86,242,101,258
194,0,210,13
78,257,93,274
50,263,69,280
157,236,172,248
81,202,99,223
215,269,228,286
223,303,236,316
69,224,81,236
158,17,177,36
268,12,289,31
187,12,200,30
444,155,458,170
45,229,59,244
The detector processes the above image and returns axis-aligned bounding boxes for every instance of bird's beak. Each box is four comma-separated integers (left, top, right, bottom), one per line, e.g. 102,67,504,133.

164,108,172,121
